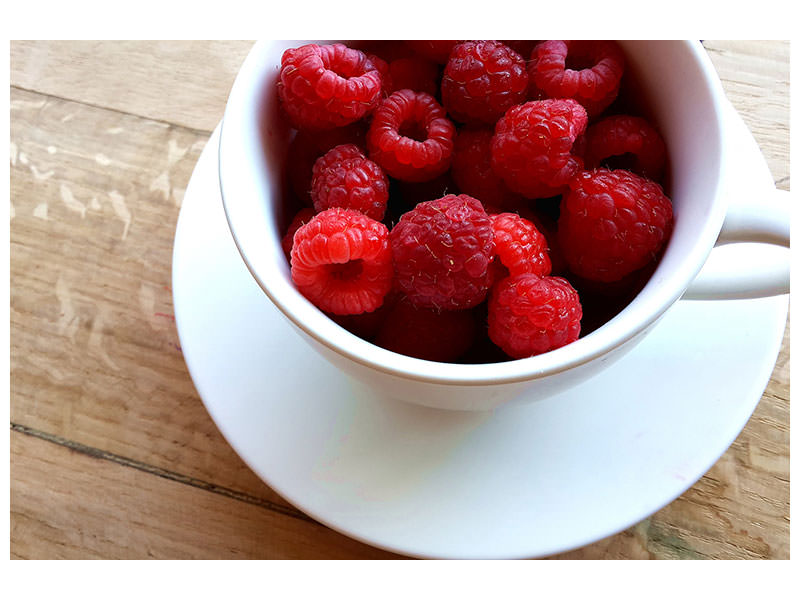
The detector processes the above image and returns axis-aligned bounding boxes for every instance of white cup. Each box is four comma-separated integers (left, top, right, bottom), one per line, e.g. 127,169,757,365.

218,40,790,411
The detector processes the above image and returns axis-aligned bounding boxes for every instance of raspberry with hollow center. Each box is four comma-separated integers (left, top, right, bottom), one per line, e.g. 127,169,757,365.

528,40,625,118
558,168,673,283
367,89,455,182
311,144,389,220
277,43,383,130
290,208,393,315
490,212,552,281
491,99,588,198
442,40,529,125
583,114,667,182
390,194,494,310
488,273,582,359
451,127,522,209
375,296,476,362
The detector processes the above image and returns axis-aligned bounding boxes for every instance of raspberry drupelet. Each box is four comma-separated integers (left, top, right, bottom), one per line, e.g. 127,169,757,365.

390,194,494,310
491,99,588,199
442,40,529,125
528,40,625,118
583,114,667,182
367,89,456,182
488,273,583,359
558,168,673,283
290,208,393,315
311,144,389,221
277,43,384,130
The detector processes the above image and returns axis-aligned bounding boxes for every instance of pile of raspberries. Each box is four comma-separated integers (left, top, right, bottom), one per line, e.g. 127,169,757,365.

277,40,673,363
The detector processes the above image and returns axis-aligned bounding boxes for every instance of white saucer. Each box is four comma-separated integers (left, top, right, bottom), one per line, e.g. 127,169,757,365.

172,127,788,560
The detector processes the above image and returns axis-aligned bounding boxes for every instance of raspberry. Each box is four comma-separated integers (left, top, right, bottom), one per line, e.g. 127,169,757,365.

383,57,440,96
282,207,316,260
290,208,393,315
488,273,582,359
375,296,476,362
405,40,459,64
528,40,625,118
390,194,494,310
558,168,673,283
491,99,588,198
490,212,551,278
583,115,667,181
517,206,568,275
286,122,367,203
367,89,455,182
277,43,383,130
451,127,522,209
311,144,389,220
442,41,529,125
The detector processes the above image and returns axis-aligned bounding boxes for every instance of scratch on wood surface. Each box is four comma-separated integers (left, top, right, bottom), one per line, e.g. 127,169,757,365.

88,304,120,372
59,184,86,218
108,190,131,240
95,153,111,166
167,139,189,165
30,164,54,180
33,203,48,220
55,274,80,340
150,171,170,201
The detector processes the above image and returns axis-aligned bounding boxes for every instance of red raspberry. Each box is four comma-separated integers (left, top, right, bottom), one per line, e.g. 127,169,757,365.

311,144,389,220
286,122,367,203
367,89,455,182
517,206,568,275
282,207,316,260
405,40,459,64
442,41,529,125
290,208,393,315
583,115,667,181
451,127,522,209
488,273,582,359
491,99,588,198
383,57,440,96
558,168,673,283
528,40,625,118
375,296,476,362
277,43,383,130
490,212,551,279
390,194,494,310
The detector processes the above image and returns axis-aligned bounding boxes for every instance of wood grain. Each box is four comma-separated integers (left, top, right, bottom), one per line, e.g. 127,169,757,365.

10,430,402,559
10,41,254,132
9,40,790,559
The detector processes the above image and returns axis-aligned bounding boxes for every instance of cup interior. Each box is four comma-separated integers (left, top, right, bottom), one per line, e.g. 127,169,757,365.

218,40,726,386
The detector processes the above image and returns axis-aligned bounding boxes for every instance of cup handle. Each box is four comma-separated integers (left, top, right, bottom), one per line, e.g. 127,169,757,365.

682,187,790,300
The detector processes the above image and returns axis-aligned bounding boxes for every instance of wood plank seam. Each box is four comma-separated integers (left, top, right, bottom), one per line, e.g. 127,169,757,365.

10,83,218,137
10,422,315,524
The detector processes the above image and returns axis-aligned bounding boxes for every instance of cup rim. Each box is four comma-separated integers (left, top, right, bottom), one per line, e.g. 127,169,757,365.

219,39,729,387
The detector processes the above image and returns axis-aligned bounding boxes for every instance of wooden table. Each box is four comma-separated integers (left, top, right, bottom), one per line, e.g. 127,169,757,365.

10,41,789,559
